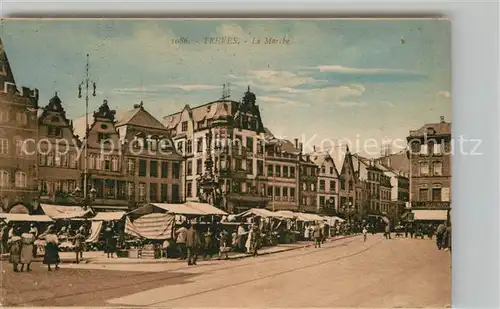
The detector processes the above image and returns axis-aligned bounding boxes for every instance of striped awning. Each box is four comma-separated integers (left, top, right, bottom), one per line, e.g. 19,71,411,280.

412,210,448,221
124,213,175,240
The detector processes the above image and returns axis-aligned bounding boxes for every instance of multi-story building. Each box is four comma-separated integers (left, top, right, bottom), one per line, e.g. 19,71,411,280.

264,135,300,212
73,100,128,211
380,172,392,216
377,164,410,223
332,145,357,212
37,94,81,205
407,116,451,221
115,102,183,207
375,149,410,174
0,39,39,214
309,149,340,212
162,87,269,213
298,153,318,213
353,155,381,214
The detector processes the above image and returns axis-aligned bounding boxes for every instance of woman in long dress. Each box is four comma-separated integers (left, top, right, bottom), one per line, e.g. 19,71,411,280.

42,225,60,271
8,228,22,272
20,230,35,272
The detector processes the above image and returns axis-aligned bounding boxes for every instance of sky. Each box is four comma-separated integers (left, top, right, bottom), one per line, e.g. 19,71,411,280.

1,19,451,157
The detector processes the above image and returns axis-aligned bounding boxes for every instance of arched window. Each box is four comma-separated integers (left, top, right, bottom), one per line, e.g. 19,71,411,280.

0,138,8,155
0,170,9,187
15,171,27,188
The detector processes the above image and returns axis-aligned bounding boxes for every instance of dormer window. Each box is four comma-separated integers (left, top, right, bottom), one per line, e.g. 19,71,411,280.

427,127,435,135
47,125,62,137
98,133,110,143
50,116,59,123
101,124,108,130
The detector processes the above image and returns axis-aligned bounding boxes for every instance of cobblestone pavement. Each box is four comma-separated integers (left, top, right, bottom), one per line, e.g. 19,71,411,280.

1,234,451,307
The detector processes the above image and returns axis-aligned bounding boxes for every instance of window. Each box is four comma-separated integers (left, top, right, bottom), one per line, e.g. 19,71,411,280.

117,181,126,199
419,188,428,201
0,139,8,155
274,186,281,199
197,121,204,129
246,137,253,152
139,160,147,177
419,162,429,176
54,152,62,167
267,165,273,176
250,119,257,130
98,132,110,143
16,112,28,126
197,138,203,153
161,161,169,178
432,188,442,201
186,181,193,198
0,170,9,187
311,183,315,191
330,166,334,174
246,160,253,174
275,165,281,177
267,186,273,197
282,187,288,199
302,183,307,191
319,180,325,191
181,121,188,132
196,159,203,175
433,143,442,155
104,156,111,171
319,196,325,207
290,167,296,178
0,109,8,123
172,184,180,202
161,184,168,202
150,160,158,177
290,188,296,201
283,166,289,178
187,160,193,175
340,179,345,190
47,125,62,137
61,153,68,167
186,139,193,154
348,180,353,191
127,159,135,176
172,162,180,179
177,141,184,154
321,165,326,174
111,156,119,171
150,183,158,202
257,160,264,176
235,158,243,170
15,171,27,188
39,154,47,166
104,179,115,198
330,181,336,192
420,144,428,155
139,183,146,201
127,182,134,199
433,162,443,176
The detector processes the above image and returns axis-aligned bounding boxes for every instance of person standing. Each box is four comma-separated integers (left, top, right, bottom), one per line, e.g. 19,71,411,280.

218,229,230,260
237,224,246,252
185,223,201,266
304,224,310,241
203,228,213,259
313,223,322,248
20,229,35,272
73,229,86,264
436,223,446,250
250,224,260,256
362,226,368,242
8,227,22,272
42,226,60,271
175,223,188,260
384,223,391,239
104,225,117,258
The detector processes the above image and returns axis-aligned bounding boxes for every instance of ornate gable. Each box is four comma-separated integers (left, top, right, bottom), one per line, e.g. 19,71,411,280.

94,99,116,121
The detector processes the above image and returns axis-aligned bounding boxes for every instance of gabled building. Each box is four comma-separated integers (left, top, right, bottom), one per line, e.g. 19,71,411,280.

115,102,183,206
73,100,127,211
162,86,269,213
332,145,357,213
309,148,340,212
37,93,81,205
407,116,451,221
376,162,409,223
298,153,319,213
263,133,300,212
0,38,40,214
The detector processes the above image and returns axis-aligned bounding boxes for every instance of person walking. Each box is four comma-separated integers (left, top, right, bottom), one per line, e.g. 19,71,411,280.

42,226,60,271
19,229,35,272
313,223,322,248
436,222,446,250
73,229,86,264
8,227,22,272
203,228,214,259
217,229,230,260
185,223,201,266
384,223,391,239
104,226,117,258
363,226,368,242
175,223,188,260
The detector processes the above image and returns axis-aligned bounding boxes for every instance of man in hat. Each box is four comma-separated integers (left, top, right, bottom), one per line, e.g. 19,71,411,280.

185,223,201,266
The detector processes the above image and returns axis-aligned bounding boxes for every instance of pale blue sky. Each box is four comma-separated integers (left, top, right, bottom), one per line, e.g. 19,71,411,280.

1,19,451,156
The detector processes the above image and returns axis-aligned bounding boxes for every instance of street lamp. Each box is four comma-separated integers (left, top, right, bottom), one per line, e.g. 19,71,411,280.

73,186,97,210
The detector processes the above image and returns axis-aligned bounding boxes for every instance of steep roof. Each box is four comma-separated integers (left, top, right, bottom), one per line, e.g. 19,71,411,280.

408,119,451,137
330,145,350,174
162,100,236,129
115,102,166,130
0,37,16,90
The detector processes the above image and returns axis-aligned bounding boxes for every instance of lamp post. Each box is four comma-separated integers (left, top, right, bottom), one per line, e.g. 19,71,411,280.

73,185,97,210
77,53,97,205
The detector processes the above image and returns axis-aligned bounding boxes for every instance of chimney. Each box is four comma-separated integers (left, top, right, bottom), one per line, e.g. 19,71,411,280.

299,142,303,152
313,145,316,151
294,138,298,149
440,116,445,123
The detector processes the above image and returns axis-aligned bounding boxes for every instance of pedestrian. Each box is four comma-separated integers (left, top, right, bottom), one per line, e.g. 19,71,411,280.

162,239,170,258
436,223,446,249
104,226,117,258
203,227,213,259
20,229,35,272
73,229,85,264
313,223,322,248
231,230,238,250
250,224,260,256
8,227,22,272
362,226,368,242
185,223,201,266
42,225,60,271
175,223,188,260
404,223,409,238
304,224,310,241
409,223,414,239
237,224,246,252
0,222,8,254
384,223,391,239
217,229,230,260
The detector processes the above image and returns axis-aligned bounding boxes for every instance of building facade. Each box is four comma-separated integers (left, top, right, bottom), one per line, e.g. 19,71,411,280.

298,154,318,213
309,150,340,212
115,102,183,208
0,39,40,214
407,116,451,221
37,94,81,206
333,145,357,213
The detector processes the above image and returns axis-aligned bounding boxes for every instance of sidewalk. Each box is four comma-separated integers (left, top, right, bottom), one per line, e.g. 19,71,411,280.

0,234,358,264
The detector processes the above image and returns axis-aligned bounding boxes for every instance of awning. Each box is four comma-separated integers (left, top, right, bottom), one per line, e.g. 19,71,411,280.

0,213,53,222
128,203,207,216
124,213,175,240
274,210,298,219
184,202,228,215
323,216,345,225
368,214,390,224
236,208,281,218
91,211,126,221
40,203,93,219
295,213,324,222
412,209,448,221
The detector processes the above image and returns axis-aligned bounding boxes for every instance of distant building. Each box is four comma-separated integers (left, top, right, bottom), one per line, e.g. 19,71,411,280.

407,116,451,221
114,102,183,207
375,150,410,174
37,94,81,206
298,153,319,213
332,145,357,213
0,38,39,214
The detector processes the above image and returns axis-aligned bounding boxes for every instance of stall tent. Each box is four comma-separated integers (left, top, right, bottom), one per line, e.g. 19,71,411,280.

124,213,175,240
40,204,94,220
86,211,127,243
0,213,53,222
236,208,282,218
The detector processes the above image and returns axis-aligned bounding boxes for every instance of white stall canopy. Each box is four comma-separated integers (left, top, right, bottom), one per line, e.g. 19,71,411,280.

127,203,227,216
412,209,448,221
0,213,54,222
184,202,228,216
236,208,282,218
91,211,126,221
40,204,93,219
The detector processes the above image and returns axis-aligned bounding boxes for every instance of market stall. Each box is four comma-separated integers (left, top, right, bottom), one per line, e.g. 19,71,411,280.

40,203,94,220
